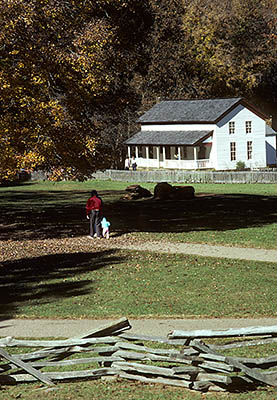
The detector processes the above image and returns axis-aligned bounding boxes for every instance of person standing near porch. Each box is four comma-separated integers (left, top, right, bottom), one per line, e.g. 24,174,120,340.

131,155,137,171
86,190,103,239
125,156,130,170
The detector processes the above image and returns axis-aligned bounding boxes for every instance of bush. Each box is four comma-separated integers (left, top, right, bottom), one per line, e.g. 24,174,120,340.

236,161,246,171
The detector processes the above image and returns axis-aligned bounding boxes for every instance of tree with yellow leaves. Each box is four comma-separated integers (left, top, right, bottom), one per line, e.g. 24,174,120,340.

0,0,150,182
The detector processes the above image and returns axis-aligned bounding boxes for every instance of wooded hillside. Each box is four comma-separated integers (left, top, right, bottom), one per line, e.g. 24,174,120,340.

0,0,276,182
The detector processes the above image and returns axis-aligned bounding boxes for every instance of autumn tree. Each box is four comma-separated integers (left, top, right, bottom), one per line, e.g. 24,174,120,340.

0,0,150,182
1,0,276,183
181,0,277,99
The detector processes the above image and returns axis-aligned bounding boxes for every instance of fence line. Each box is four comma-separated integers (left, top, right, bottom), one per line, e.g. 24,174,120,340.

92,170,277,184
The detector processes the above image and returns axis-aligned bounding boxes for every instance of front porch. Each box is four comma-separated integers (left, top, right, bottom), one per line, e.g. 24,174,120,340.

127,145,213,170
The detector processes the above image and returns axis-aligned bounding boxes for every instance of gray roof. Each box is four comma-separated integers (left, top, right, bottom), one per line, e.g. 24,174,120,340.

125,130,213,146
266,125,277,136
138,97,264,124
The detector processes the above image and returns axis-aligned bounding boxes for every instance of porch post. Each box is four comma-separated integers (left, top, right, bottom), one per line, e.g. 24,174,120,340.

194,147,198,168
135,146,139,159
146,146,149,167
178,146,181,168
163,146,166,163
128,146,131,158
156,146,160,167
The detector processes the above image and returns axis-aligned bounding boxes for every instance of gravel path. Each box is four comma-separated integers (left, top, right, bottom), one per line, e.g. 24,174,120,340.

1,317,277,338
99,240,277,263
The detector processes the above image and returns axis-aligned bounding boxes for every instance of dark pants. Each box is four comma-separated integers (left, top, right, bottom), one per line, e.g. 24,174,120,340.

89,210,102,237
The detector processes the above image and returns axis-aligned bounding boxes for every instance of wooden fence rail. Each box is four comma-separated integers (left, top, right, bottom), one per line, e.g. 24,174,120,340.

0,318,276,393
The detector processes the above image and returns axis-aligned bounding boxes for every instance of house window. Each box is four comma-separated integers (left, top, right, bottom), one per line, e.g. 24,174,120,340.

149,146,153,159
138,146,143,157
247,141,253,160
246,121,252,134
230,142,236,161
229,121,235,134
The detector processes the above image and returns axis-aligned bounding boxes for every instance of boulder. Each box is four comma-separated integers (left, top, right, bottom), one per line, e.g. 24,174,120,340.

153,182,174,199
122,185,152,200
154,182,195,200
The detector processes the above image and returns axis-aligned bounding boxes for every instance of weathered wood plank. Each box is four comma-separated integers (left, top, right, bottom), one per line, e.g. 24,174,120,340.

7,356,124,369
115,341,198,357
225,356,277,387
0,348,54,386
199,361,234,373
0,368,117,384
190,339,222,356
119,332,186,345
234,355,277,368
210,337,277,350
113,350,201,364
199,353,227,363
196,373,231,385
168,326,277,340
72,317,131,339
113,361,176,377
118,371,191,388
0,337,118,348
191,380,226,392
172,366,202,374
191,339,277,386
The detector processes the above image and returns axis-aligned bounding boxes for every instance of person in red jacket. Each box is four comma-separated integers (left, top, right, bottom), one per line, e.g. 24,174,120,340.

86,190,103,239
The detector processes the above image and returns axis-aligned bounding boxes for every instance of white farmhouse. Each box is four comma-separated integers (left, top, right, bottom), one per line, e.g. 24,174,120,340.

125,98,277,170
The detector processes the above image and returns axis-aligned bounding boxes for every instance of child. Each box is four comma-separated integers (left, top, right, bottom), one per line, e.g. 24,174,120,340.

101,217,110,239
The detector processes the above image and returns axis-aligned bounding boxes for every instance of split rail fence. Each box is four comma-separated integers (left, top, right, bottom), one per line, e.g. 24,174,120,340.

0,318,277,393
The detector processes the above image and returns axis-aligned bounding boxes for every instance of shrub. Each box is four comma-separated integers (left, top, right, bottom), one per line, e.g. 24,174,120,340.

236,161,246,170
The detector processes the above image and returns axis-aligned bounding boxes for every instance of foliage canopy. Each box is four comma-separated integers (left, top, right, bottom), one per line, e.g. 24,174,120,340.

0,0,276,182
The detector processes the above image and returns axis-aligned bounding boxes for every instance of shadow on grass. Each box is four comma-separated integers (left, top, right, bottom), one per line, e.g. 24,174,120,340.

0,189,277,240
0,249,121,321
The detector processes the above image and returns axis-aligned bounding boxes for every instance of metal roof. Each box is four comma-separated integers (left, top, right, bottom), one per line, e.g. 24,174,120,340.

266,125,277,136
125,130,213,146
137,97,268,124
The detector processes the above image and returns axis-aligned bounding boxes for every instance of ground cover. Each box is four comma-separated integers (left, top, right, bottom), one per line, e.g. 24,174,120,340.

2,379,276,399
1,239,276,320
0,180,277,248
0,180,277,398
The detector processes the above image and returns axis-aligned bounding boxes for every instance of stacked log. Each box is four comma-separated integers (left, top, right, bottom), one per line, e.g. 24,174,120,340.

122,185,152,200
0,318,276,392
154,182,195,200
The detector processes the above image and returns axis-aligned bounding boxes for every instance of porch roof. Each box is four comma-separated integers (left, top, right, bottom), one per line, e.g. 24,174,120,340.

266,125,277,136
125,130,213,146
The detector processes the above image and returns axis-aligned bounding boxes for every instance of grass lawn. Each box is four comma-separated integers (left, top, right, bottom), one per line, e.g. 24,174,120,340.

1,245,276,319
0,180,277,248
0,180,277,399
2,379,277,400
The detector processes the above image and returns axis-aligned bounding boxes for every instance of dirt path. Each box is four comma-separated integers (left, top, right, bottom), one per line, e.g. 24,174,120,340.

97,239,277,263
1,317,277,338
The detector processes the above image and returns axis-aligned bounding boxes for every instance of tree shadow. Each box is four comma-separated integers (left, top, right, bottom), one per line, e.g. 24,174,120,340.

108,193,277,235
0,189,277,240
0,249,121,321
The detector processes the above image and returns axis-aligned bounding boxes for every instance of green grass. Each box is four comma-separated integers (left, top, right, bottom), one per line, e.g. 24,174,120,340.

2,250,276,319
0,176,276,400
1,180,277,248
1,380,276,400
